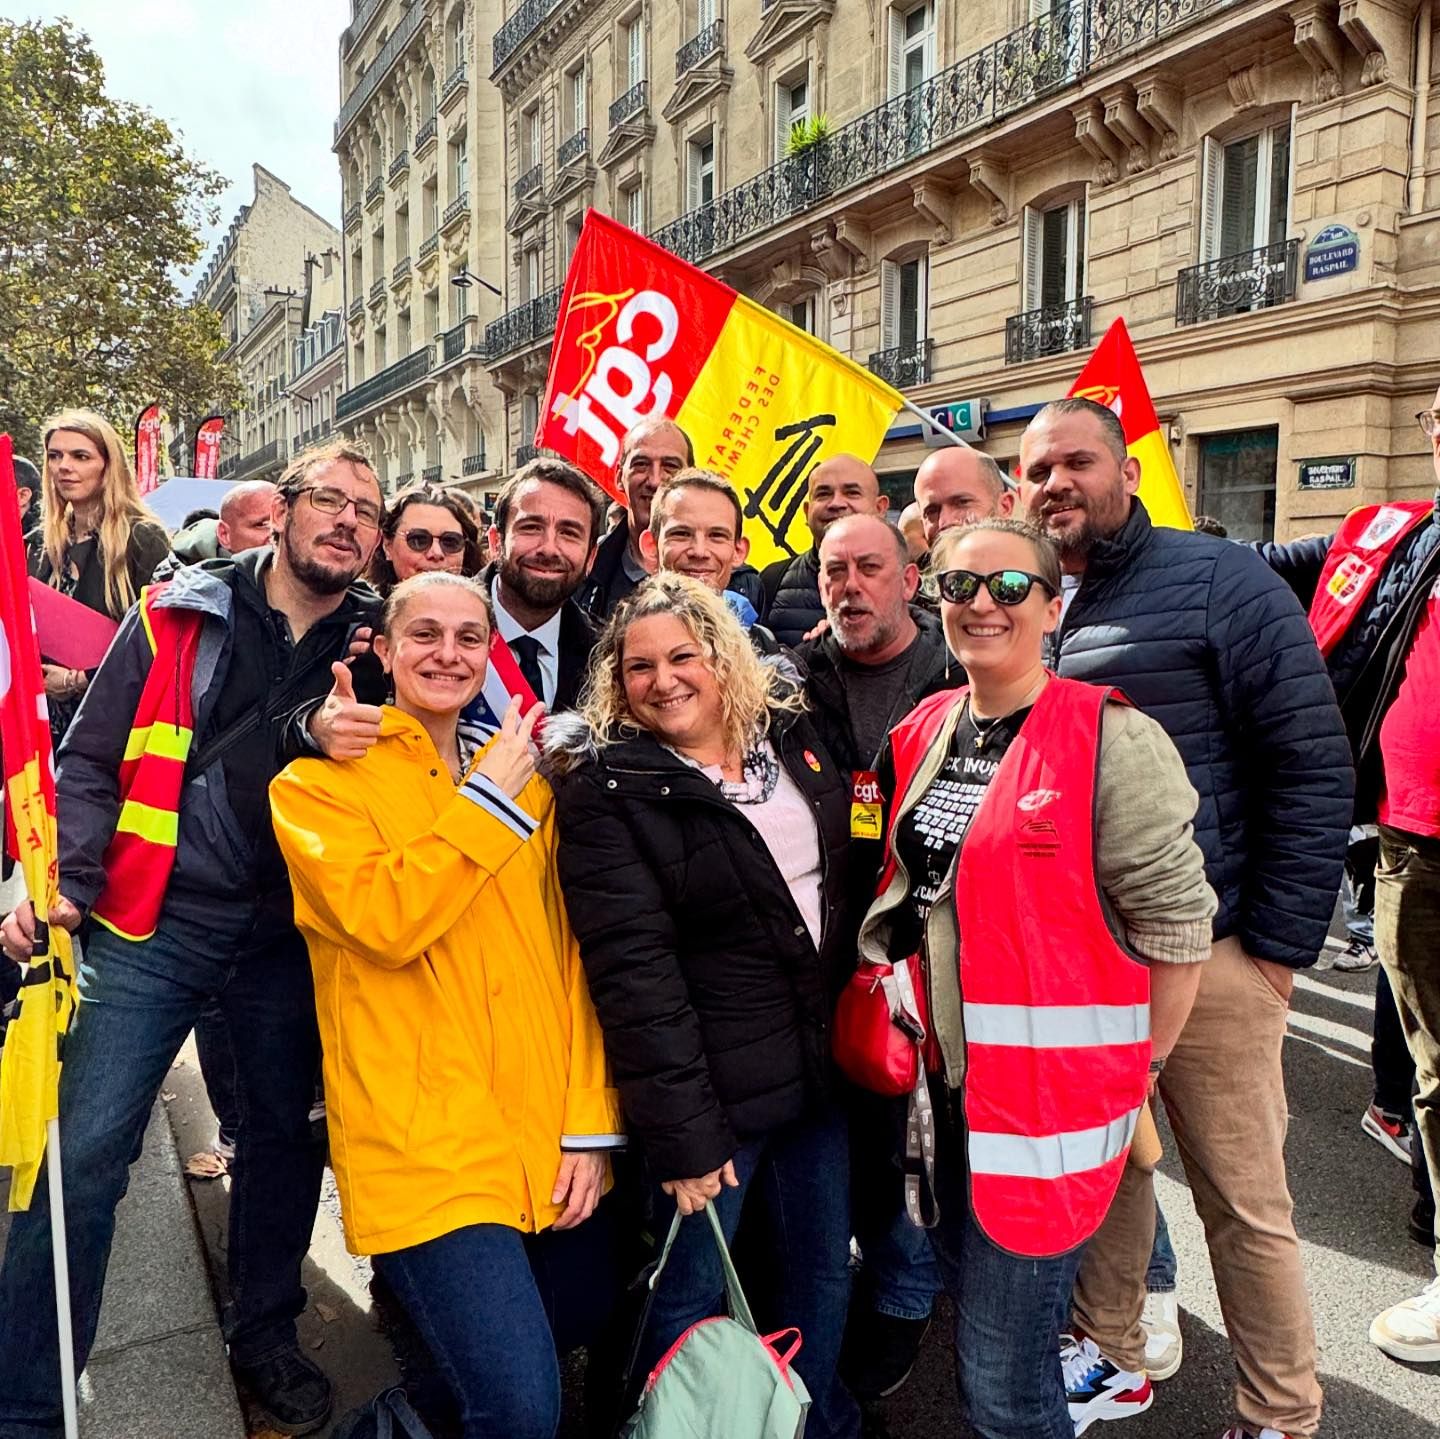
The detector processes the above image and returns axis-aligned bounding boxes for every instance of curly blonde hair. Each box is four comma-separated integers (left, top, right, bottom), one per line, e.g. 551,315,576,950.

579,574,804,757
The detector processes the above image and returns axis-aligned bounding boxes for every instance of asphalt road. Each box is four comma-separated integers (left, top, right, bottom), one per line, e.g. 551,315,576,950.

166,945,1440,1439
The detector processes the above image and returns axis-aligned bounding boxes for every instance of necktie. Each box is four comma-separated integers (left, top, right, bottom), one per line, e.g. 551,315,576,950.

510,634,546,702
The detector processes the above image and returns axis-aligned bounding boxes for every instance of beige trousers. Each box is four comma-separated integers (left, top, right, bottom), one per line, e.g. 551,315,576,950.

1071,937,1323,1438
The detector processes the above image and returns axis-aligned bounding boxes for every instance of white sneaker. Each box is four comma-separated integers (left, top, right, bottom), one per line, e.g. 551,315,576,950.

1140,1291,1183,1381
1062,1334,1153,1434
1370,1274,1440,1362
1218,1427,1294,1438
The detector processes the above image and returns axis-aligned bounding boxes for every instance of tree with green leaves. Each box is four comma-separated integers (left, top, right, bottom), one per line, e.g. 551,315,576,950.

0,17,243,465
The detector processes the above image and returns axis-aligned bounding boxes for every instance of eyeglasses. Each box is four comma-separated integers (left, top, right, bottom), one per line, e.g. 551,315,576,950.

401,528,466,556
1417,410,1440,439
299,485,381,529
936,568,1058,607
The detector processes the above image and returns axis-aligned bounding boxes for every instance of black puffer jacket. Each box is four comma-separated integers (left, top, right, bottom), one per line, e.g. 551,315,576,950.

1257,497,1440,819
760,548,824,647
549,709,851,1179
1050,500,1354,969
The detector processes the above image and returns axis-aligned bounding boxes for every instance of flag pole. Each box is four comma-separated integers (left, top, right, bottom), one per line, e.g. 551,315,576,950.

45,1115,79,1439
896,395,970,449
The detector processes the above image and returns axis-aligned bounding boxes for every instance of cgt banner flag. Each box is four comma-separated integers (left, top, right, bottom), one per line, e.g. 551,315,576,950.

1068,318,1192,531
134,403,163,496
536,210,905,569
193,414,225,480
0,435,78,1211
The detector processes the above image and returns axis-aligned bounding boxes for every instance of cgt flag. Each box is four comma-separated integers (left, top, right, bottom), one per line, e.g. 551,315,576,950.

0,435,77,1211
134,403,163,496
193,415,225,480
536,210,905,569
1068,318,1191,531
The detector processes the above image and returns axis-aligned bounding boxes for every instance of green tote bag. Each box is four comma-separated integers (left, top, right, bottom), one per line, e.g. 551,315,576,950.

621,1204,812,1439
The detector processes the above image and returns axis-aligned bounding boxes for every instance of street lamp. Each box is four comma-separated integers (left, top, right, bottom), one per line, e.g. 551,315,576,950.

450,268,502,297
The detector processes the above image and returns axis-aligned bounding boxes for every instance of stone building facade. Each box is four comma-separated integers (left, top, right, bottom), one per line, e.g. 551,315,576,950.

332,0,506,505
190,165,343,483
481,0,1440,542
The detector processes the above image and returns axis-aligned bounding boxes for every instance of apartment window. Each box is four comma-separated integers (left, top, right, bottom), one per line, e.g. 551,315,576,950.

447,6,465,71
1198,428,1278,543
564,213,583,268
1200,122,1291,262
775,72,809,159
696,0,716,29
785,295,818,335
420,65,437,120
521,391,539,436
372,226,386,281
881,255,928,353
889,1,935,97
524,248,542,301
524,106,542,170
568,65,586,134
688,131,716,210
374,325,387,372
625,183,645,232
422,180,438,237
424,287,440,341
1021,195,1086,311
450,134,469,198
397,309,412,355
353,342,365,383
624,15,644,89
451,265,468,319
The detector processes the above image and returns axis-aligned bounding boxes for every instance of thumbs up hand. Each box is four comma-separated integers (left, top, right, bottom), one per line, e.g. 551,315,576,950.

307,660,384,761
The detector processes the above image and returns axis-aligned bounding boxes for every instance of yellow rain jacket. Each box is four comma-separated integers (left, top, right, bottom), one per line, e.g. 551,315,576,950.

270,709,622,1256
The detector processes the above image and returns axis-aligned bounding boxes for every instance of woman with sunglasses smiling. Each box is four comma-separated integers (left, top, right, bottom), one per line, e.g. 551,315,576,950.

850,517,1216,1439
368,483,483,595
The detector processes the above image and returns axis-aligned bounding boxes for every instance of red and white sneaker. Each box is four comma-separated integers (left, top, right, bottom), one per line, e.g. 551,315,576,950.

1062,1334,1153,1433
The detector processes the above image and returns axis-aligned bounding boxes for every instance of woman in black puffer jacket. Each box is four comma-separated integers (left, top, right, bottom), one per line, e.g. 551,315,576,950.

547,573,860,1439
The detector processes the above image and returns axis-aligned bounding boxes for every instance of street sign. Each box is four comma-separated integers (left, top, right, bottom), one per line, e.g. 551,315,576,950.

924,397,987,445
1304,224,1360,282
1298,456,1357,491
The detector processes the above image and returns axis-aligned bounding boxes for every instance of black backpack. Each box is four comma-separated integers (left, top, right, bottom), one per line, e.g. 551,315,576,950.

330,1388,435,1439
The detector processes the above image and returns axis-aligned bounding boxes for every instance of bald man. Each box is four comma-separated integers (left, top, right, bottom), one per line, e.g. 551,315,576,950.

218,480,279,552
577,416,692,621
912,446,1013,551
760,453,890,647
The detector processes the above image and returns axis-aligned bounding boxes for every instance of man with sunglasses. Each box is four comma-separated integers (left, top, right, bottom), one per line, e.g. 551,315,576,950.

0,441,386,1438
1017,398,1353,1439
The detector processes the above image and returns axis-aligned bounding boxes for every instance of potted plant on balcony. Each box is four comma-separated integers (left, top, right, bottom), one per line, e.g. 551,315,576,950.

784,114,832,211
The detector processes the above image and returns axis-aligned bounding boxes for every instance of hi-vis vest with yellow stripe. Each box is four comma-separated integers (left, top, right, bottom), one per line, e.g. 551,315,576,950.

91,586,201,941
882,678,1152,1259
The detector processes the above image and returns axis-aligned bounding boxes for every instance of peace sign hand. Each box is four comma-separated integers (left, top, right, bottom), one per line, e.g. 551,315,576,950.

473,698,545,798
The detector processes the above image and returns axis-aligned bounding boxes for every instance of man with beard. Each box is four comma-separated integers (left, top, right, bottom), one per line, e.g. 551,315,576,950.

577,417,689,622
0,442,386,1438
1017,399,1351,1439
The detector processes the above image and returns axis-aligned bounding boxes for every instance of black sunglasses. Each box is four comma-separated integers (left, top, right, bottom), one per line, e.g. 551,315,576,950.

400,528,466,556
936,568,1058,606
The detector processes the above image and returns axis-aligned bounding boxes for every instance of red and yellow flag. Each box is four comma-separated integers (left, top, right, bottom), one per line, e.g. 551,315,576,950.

0,434,78,1210
1069,318,1191,531
536,211,905,569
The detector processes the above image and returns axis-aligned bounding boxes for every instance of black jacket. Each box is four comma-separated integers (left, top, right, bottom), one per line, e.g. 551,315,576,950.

576,523,643,624
760,548,824,648
1256,498,1440,820
1050,500,1354,969
27,519,172,623
549,709,851,1179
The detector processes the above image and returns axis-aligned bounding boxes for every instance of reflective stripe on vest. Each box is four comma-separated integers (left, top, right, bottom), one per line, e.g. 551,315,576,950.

114,797,181,847
968,1105,1142,1181
962,1002,1150,1049
122,722,193,764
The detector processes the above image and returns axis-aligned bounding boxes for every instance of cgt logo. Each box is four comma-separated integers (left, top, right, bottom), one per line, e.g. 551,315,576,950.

1017,788,1061,813
550,289,679,468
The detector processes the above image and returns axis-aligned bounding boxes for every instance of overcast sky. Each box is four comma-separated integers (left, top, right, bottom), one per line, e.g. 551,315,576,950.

9,0,352,284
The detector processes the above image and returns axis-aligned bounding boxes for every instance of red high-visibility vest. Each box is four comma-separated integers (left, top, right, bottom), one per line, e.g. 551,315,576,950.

881,677,1151,1257
90,587,200,941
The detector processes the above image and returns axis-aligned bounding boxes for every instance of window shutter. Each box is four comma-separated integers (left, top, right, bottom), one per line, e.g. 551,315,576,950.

916,255,929,343
881,260,899,350
1021,206,1043,311
776,83,792,159
698,0,715,29
1074,191,1088,298
1199,135,1222,263
888,8,905,97
629,20,643,85
924,2,937,80
687,145,701,211
1028,0,1050,17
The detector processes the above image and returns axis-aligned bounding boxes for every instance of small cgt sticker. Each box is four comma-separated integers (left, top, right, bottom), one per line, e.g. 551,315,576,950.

804,749,822,772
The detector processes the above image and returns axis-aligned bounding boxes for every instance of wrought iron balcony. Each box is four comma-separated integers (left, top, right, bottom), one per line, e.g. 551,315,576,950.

415,113,437,152
365,175,384,207
676,19,723,76
1005,296,1093,364
441,62,468,108
335,345,435,420
217,456,237,480
867,339,932,389
422,463,443,484
516,164,544,200
609,80,648,128
348,295,365,320
557,129,588,167
442,319,470,363
515,442,542,467
335,1,426,141
392,256,412,285
442,194,469,229
368,276,387,305
1175,239,1299,326
484,287,562,360
389,149,410,182
212,263,237,308
651,0,1237,268
419,232,439,261
462,450,488,476
233,438,285,481
343,202,362,231
493,0,562,73
345,0,383,51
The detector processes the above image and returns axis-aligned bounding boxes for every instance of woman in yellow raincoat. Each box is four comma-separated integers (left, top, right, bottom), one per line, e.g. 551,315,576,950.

270,570,623,1439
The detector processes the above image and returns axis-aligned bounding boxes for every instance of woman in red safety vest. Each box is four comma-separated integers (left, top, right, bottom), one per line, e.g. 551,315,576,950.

853,517,1216,1439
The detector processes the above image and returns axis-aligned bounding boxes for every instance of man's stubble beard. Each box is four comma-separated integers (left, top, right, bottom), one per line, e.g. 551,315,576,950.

279,522,363,596
501,554,582,611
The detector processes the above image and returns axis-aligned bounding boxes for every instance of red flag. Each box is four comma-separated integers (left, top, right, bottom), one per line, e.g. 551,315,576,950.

192,415,225,480
134,404,163,496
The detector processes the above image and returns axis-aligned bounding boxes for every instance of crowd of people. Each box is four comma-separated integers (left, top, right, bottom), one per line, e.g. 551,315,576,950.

0,393,1435,1439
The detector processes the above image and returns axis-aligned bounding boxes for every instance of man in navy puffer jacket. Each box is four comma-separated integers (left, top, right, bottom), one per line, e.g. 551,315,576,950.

1018,398,1352,1439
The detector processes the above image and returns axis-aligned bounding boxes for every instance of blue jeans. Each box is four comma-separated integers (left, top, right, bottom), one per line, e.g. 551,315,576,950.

930,1084,1084,1439
0,916,325,1437
1146,1201,1177,1292
373,1210,622,1439
640,1106,861,1439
